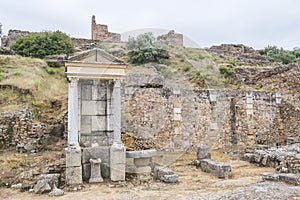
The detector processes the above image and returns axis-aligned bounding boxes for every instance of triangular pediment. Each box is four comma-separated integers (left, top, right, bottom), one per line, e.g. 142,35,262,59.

68,48,124,64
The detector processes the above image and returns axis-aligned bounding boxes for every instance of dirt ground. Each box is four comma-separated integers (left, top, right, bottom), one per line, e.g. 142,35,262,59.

0,150,299,200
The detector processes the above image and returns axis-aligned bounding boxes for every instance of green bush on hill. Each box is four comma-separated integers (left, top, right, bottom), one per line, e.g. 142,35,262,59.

10,31,74,58
260,45,300,64
127,32,169,64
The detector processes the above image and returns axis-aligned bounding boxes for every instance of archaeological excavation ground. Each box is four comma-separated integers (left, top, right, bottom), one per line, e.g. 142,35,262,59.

0,16,300,199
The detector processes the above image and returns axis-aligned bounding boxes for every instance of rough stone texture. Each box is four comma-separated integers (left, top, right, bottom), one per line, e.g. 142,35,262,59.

1,30,30,47
91,15,121,42
154,166,179,183
199,159,232,178
157,30,183,46
262,172,300,185
244,144,300,174
33,174,60,194
208,44,271,66
110,143,126,181
0,109,51,152
65,146,81,167
82,146,110,164
126,149,157,158
48,185,64,196
89,158,103,183
197,146,211,160
121,85,300,151
65,166,82,185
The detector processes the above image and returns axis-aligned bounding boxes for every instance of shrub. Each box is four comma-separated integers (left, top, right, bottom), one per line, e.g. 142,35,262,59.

10,31,74,58
259,45,300,64
127,33,170,64
255,83,263,90
219,65,237,84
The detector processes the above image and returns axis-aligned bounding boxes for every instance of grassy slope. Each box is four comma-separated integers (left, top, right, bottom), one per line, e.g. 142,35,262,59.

0,55,68,123
0,44,299,123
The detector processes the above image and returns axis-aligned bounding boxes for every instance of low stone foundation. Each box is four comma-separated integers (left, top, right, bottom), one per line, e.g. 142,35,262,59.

154,166,179,183
199,159,232,178
262,172,300,185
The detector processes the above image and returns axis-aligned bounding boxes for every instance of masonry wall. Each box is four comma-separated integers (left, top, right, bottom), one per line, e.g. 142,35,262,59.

91,15,121,42
121,87,294,151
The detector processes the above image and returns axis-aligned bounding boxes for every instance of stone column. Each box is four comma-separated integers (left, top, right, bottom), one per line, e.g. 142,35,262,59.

113,80,121,143
66,77,82,185
68,77,79,145
110,80,126,181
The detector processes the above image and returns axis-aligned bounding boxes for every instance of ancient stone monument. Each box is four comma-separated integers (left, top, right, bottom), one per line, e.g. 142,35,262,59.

157,30,183,46
91,15,121,42
65,48,126,185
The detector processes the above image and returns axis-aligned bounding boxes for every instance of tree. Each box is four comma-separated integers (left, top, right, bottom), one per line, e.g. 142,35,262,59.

127,32,169,64
10,31,74,58
259,45,299,64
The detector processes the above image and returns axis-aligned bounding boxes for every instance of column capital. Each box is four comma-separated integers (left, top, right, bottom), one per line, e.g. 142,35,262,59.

113,79,121,88
68,77,79,86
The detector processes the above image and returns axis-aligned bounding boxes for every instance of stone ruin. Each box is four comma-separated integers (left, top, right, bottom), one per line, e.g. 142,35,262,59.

91,15,121,42
65,48,126,184
157,30,183,47
1,16,121,49
1,29,30,47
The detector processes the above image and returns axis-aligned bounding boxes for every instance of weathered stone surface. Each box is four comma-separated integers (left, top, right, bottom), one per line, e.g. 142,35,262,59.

33,174,60,194
66,166,82,185
199,159,232,178
126,149,157,158
101,162,110,178
197,146,211,160
110,144,125,181
48,185,64,196
89,158,103,183
154,166,179,183
126,165,152,174
244,144,300,173
82,163,91,181
33,180,51,194
243,153,255,162
66,146,81,167
262,172,300,185
134,157,151,167
82,146,110,164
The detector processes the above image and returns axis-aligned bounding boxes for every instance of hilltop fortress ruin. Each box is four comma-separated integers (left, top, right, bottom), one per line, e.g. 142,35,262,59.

1,15,184,49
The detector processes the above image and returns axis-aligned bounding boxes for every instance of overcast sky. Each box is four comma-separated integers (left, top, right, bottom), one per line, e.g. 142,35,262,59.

1,0,300,49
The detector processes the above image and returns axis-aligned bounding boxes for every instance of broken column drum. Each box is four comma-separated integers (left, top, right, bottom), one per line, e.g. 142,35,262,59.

65,48,126,184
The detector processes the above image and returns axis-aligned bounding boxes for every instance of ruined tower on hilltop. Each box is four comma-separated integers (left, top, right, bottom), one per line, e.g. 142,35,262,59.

91,15,121,42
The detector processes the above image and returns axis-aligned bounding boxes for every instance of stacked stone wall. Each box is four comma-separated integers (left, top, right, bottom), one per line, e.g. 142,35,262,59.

0,109,50,152
121,87,299,151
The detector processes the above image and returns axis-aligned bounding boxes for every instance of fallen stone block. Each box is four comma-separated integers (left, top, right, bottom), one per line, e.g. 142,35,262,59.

262,172,280,182
33,173,61,194
154,166,179,183
48,184,64,196
199,159,232,178
262,172,300,185
279,173,300,185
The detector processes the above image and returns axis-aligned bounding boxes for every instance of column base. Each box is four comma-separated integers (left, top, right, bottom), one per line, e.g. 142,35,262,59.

65,145,82,185
110,142,125,181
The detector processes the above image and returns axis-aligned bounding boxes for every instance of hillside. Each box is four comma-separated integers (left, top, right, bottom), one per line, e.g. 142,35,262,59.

0,43,299,123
